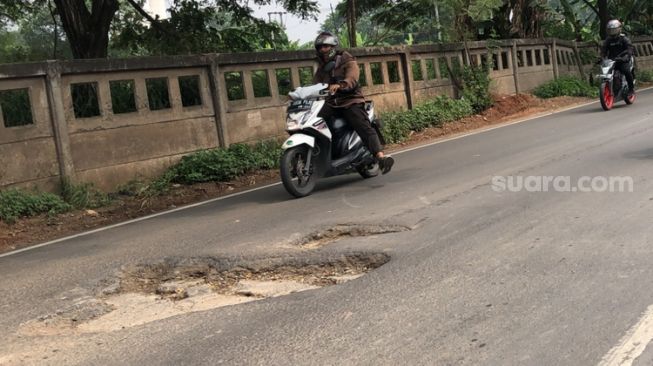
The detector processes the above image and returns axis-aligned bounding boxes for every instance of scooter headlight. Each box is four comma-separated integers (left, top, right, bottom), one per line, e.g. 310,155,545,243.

286,116,301,131
286,111,312,131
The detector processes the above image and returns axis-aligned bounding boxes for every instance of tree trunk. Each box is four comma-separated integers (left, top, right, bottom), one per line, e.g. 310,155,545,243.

53,0,119,59
346,0,357,48
597,0,609,39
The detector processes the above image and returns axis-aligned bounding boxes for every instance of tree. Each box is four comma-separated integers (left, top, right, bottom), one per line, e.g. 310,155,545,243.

6,0,320,59
0,1,72,63
111,0,303,55
549,0,652,41
53,0,119,58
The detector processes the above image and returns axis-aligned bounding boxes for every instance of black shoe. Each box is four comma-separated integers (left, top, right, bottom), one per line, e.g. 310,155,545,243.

378,156,394,175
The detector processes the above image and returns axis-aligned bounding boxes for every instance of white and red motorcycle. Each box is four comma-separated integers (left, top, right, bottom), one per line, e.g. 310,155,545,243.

280,84,383,198
598,53,636,111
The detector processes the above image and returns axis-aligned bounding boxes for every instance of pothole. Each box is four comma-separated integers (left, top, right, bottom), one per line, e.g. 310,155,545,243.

20,252,389,335
295,224,411,248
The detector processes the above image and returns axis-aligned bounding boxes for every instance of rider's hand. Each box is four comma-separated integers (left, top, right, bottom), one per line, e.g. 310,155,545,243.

328,83,341,95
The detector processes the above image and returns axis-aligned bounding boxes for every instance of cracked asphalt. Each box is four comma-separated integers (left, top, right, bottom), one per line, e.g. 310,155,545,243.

2,90,653,365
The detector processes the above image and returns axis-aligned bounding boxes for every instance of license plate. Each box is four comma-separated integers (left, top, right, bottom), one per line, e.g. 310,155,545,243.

288,100,312,111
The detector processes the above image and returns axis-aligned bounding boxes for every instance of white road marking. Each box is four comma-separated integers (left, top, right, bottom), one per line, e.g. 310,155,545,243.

598,304,653,366
2,88,652,258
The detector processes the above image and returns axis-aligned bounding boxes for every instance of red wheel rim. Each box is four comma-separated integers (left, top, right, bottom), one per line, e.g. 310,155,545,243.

604,84,613,109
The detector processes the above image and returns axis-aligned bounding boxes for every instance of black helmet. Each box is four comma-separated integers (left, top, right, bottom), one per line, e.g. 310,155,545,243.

314,31,338,60
606,19,622,38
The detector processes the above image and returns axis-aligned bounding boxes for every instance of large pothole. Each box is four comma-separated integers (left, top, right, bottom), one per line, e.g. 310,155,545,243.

20,252,389,335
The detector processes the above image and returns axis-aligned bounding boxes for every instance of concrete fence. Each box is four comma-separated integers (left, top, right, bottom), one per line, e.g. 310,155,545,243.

1,37,652,192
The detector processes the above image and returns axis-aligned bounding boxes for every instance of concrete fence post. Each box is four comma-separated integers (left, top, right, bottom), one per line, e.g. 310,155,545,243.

45,60,76,184
551,40,559,80
208,58,230,148
572,41,585,80
400,49,415,110
511,40,520,94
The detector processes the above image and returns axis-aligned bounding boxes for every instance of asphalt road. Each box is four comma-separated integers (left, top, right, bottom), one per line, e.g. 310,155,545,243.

2,90,653,365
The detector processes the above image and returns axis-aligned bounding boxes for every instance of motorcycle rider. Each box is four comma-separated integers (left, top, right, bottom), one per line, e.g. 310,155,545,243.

312,31,394,174
601,19,635,97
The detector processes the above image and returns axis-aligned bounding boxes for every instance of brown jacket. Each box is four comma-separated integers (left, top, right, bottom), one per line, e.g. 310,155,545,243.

313,51,366,108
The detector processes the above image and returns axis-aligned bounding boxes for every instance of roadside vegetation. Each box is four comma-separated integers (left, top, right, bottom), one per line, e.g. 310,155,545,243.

532,76,597,99
638,70,653,83
0,140,286,223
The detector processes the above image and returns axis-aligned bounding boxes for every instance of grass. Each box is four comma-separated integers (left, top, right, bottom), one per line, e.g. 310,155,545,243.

532,76,597,99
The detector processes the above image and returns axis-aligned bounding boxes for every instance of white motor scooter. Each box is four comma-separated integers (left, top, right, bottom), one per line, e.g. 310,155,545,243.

280,83,383,198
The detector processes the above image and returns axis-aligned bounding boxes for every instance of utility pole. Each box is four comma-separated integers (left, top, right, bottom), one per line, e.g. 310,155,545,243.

267,11,287,47
432,0,441,41
267,11,287,27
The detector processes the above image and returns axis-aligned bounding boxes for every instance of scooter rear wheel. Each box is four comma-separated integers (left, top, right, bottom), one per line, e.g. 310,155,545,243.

280,146,317,198
600,83,614,111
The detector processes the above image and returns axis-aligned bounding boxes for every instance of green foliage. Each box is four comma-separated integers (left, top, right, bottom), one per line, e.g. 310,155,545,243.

638,69,653,83
0,189,71,223
168,140,282,184
532,76,597,99
111,0,311,56
458,64,493,113
0,2,71,63
60,180,112,209
381,95,474,143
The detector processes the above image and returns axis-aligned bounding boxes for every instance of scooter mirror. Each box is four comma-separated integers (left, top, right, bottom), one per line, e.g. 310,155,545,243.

279,79,291,87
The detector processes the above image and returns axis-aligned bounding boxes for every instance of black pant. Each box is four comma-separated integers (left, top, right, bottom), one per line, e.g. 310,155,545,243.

318,103,383,156
616,61,635,90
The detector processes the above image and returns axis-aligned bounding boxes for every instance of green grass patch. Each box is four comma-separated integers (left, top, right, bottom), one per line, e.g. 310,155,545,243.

61,180,112,209
533,76,597,99
0,189,71,223
638,69,653,83
381,95,475,144
166,139,282,185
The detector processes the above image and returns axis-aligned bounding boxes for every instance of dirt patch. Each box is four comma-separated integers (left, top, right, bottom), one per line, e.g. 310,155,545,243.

18,252,389,335
0,94,593,254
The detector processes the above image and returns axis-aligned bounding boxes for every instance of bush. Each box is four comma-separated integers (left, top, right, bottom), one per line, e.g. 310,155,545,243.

459,64,493,113
638,69,653,83
533,76,597,98
381,95,474,143
61,180,112,209
0,189,71,223
169,139,282,184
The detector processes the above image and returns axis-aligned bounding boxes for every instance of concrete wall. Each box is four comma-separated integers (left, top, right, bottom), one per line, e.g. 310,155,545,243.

1,37,652,192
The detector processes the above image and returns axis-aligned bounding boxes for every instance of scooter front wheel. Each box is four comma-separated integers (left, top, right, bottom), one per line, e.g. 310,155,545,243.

600,82,613,111
280,146,317,198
